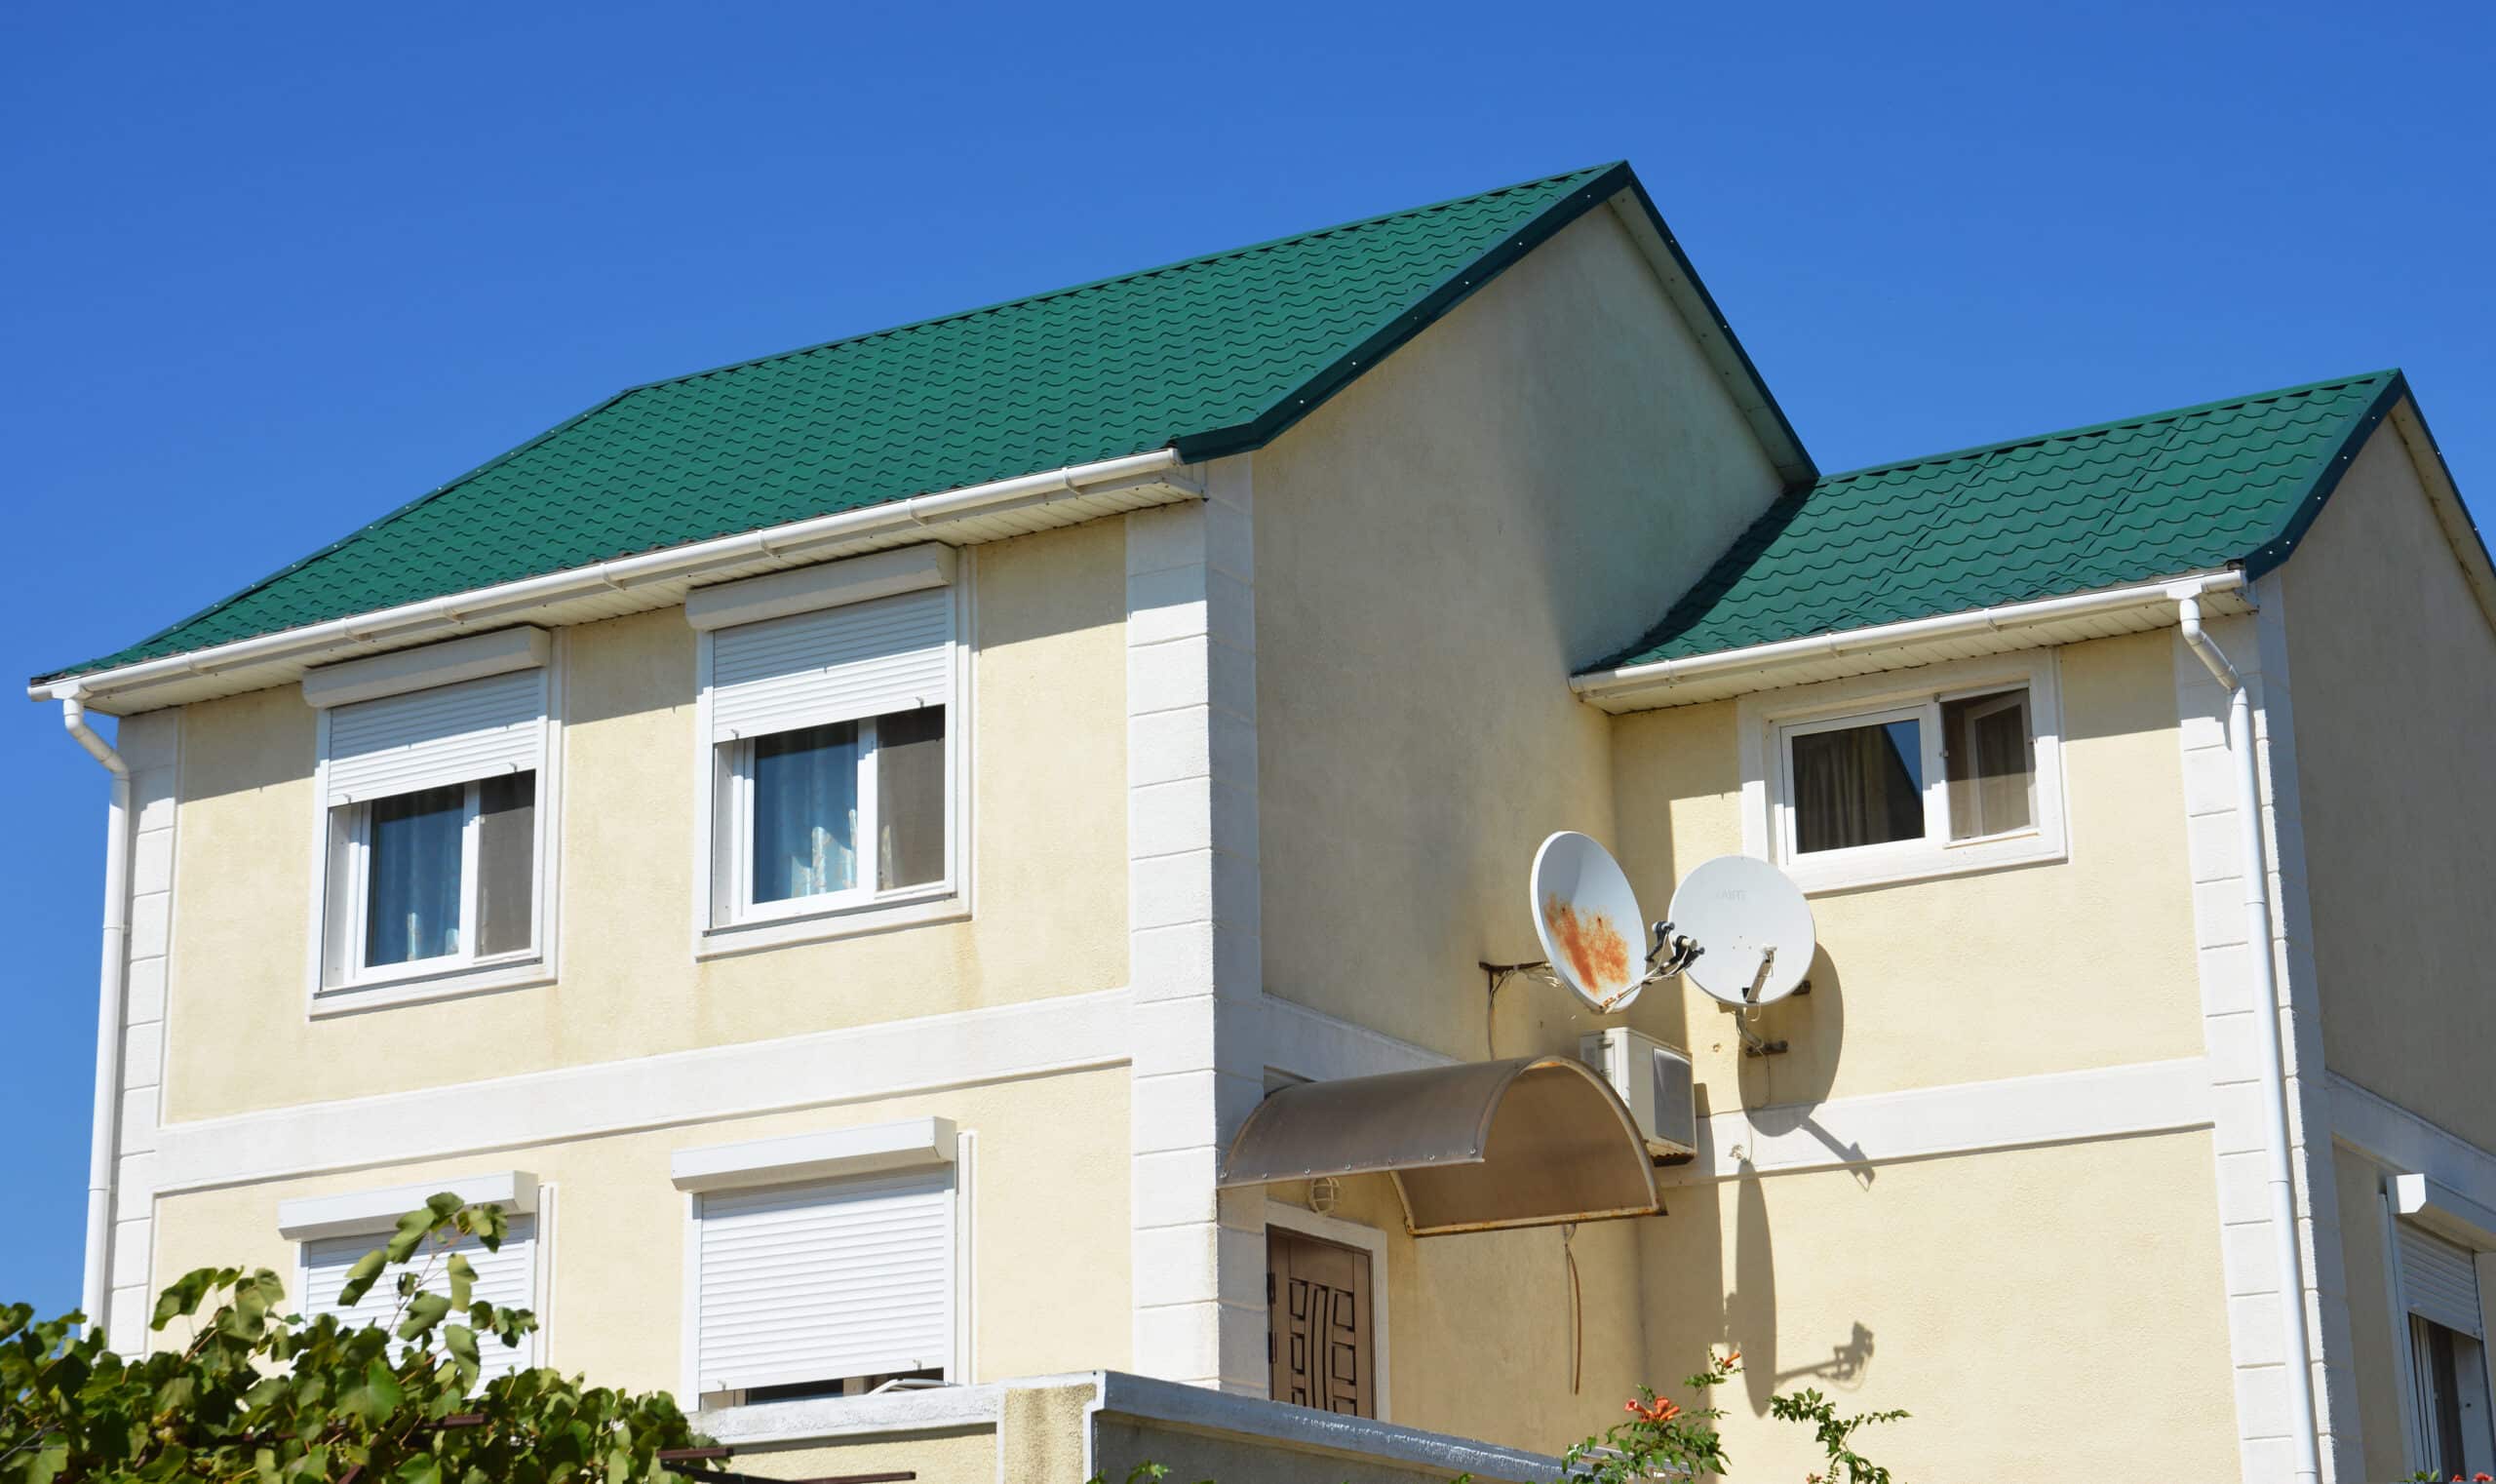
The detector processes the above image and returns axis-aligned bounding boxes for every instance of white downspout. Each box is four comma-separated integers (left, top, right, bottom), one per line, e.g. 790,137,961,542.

59,687,131,1340
2178,595,2323,1484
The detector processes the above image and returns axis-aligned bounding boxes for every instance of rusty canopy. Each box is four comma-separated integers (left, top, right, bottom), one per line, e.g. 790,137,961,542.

1216,1056,1660,1236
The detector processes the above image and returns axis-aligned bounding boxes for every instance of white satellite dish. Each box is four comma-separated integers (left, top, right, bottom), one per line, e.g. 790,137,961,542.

1529,832,1650,1013
1668,855,1816,1007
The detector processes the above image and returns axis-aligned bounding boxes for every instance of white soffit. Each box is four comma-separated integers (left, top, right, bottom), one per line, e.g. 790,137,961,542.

277,1169,537,1240
2395,1171,2496,1252
301,627,549,709
672,1115,957,1192
686,543,956,631
1574,572,2251,714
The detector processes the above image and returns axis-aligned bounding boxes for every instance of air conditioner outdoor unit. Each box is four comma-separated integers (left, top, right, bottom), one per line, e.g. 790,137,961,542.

1578,1026,1697,1160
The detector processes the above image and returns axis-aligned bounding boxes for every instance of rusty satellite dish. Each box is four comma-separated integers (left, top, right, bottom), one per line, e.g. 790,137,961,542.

1529,831,1653,1013
1668,854,1816,1007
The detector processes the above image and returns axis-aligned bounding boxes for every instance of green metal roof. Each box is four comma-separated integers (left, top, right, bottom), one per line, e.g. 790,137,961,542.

1597,370,2411,669
47,160,1807,684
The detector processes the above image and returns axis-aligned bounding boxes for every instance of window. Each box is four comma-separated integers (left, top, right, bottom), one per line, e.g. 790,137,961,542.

693,556,964,942
302,1217,538,1380
1741,654,2066,892
2398,1220,2496,1477
687,1165,957,1403
308,639,554,1002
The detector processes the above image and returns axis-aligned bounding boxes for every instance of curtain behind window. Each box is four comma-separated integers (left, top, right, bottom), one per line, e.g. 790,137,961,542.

1792,721,1924,852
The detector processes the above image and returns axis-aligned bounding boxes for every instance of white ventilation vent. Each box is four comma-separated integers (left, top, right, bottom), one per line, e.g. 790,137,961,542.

1578,1026,1697,1158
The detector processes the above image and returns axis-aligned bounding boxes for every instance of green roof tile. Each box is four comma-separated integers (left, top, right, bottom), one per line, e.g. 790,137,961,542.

1597,371,2408,669
56,161,1767,683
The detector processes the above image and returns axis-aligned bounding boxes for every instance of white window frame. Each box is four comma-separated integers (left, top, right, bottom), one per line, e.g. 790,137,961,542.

691,559,975,957
303,638,564,1016
1264,1201,1392,1423
674,1118,974,1409
1738,649,2068,894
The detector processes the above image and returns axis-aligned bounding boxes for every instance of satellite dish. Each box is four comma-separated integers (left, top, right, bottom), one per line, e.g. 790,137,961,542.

1530,832,1650,1012
1669,855,1816,1007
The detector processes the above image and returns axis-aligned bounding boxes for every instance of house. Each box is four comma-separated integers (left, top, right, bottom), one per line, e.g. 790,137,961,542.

28,159,2496,1483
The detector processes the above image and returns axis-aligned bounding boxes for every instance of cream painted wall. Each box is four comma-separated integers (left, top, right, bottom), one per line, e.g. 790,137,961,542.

146,1067,1131,1389
2329,1141,2407,1481
1643,1130,2242,1482
160,520,1128,1119
1609,628,2206,1105
2282,418,2496,1151
1250,201,1789,1062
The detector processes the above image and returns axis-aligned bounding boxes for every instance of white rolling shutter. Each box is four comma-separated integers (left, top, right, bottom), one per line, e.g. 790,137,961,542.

301,1214,538,1379
708,589,951,743
325,670,546,806
693,1167,955,1393
2401,1222,2485,1338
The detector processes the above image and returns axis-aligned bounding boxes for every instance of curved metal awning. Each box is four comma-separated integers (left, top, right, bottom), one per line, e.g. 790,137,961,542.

1217,1056,1660,1236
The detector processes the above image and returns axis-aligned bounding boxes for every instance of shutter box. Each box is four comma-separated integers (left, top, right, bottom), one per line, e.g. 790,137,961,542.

706,587,952,743
323,668,547,806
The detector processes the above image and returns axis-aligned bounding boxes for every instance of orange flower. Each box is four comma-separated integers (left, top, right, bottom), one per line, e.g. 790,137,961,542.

1623,1395,1683,1424
1722,1348,1741,1366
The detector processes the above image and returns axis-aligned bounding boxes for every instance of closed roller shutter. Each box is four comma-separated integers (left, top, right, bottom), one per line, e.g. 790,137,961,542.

2401,1222,2485,1339
693,1167,954,1394
301,1214,538,1379
709,589,951,743
325,670,546,805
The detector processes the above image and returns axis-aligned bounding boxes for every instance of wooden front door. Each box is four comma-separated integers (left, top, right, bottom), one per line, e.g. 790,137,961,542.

1267,1229,1374,1417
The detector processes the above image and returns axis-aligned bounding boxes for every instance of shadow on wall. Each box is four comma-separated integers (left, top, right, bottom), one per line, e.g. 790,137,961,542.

1730,945,1868,1185
1722,1159,1880,1417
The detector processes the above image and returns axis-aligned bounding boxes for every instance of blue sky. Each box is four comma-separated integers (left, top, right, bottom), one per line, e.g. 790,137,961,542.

2,2,2488,1314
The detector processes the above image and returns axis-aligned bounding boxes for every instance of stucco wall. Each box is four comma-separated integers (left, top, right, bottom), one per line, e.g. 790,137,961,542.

160,519,1129,1119
2328,1141,2408,1480
1607,627,2206,1103
1250,200,1789,1061
1642,1130,2242,1482
2282,418,2496,1150
146,1066,1131,1389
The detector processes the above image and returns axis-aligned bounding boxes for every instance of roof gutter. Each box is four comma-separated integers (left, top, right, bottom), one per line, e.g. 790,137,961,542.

1572,568,2247,710
30,449,1192,710
58,689,131,1341
2177,591,2323,1484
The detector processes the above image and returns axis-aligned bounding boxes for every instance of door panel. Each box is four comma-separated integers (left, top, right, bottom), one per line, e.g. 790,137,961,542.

1267,1228,1374,1418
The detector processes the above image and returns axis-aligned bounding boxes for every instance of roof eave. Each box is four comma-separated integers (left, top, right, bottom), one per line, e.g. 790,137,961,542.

1571,569,2250,714
31,450,1201,716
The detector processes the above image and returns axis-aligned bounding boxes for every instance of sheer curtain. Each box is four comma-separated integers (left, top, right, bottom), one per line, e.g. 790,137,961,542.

753,722,860,902
367,784,465,963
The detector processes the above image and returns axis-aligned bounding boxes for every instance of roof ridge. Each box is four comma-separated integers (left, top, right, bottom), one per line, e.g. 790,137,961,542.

607,161,1624,398
1813,369,2401,488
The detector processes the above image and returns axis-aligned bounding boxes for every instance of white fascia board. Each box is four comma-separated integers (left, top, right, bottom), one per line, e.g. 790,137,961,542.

2395,1171,2496,1252
671,1115,956,1192
277,1169,537,1240
300,627,550,708
1573,570,2248,714
686,543,956,632
32,449,1194,715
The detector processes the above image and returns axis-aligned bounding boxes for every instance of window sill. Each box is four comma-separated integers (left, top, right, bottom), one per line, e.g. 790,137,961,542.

1778,832,2066,896
697,888,967,959
310,957,555,1018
